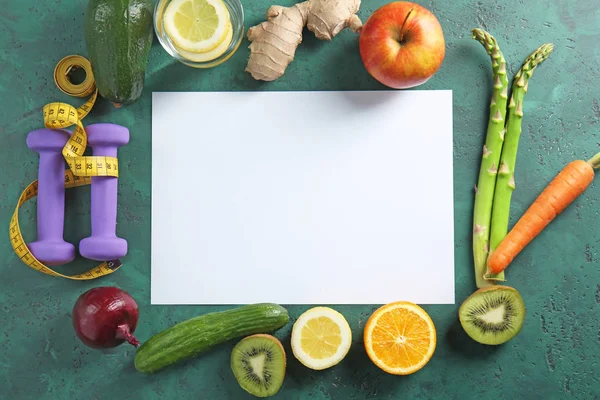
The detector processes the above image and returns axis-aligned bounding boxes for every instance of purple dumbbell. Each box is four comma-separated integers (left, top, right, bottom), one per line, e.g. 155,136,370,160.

26,128,76,266
79,123,129,261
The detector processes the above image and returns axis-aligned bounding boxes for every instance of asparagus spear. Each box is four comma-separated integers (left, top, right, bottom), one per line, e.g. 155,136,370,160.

487,43,554,279
471,29,509,288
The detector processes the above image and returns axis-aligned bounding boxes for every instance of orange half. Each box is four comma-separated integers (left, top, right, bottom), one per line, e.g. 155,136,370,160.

364,301,436,375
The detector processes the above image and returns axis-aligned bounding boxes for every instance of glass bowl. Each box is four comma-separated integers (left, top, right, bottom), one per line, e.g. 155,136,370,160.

154,0,244,68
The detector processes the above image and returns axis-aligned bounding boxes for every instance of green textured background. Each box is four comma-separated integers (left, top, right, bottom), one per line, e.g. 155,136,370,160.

1,0,599,398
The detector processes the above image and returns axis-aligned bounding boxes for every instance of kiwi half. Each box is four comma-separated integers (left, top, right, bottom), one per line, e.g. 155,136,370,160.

459,285,526,345
231,334,286,398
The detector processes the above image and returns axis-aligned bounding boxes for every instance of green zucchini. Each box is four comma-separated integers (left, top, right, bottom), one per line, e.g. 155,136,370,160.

134,303,289,374
84,0,153,106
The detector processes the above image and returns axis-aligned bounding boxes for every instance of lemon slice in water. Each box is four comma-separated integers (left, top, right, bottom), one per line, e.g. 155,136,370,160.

175,21,232,62
164,0,231,53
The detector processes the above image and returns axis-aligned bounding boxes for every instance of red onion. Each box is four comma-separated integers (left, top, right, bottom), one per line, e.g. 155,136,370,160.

72,287,140,348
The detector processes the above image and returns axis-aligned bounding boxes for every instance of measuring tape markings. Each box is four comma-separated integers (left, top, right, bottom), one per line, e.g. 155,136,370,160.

9,55,123,280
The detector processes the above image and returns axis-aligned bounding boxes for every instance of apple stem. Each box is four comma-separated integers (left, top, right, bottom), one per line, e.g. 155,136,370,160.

399,8,414,44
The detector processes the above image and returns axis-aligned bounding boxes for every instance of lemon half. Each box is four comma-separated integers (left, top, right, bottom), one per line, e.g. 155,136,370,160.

291,307,352,370
164,0,231,53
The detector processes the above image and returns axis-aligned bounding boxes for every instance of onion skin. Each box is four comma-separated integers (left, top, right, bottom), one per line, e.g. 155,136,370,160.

73,287,140,349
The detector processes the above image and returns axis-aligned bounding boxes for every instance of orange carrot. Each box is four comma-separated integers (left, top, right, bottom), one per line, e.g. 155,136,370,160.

487,152,600,274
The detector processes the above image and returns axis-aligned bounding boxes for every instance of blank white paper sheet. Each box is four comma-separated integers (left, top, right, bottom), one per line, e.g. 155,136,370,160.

151,90,454,305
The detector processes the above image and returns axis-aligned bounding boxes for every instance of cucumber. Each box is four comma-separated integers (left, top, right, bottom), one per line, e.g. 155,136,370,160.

84,0,153,106
134,303,289,374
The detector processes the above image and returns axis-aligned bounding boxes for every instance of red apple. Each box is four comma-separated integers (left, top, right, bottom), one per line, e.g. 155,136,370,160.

359,2,445,89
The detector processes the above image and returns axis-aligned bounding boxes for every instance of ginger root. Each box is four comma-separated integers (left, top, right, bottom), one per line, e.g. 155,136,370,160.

245,0,362,81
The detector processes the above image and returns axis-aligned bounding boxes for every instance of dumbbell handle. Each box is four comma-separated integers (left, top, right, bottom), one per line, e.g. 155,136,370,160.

90,145,118,237
37,150,66,241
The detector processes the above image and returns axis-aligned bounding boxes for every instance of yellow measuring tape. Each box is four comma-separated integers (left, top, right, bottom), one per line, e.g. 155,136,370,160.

9,55,123,280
